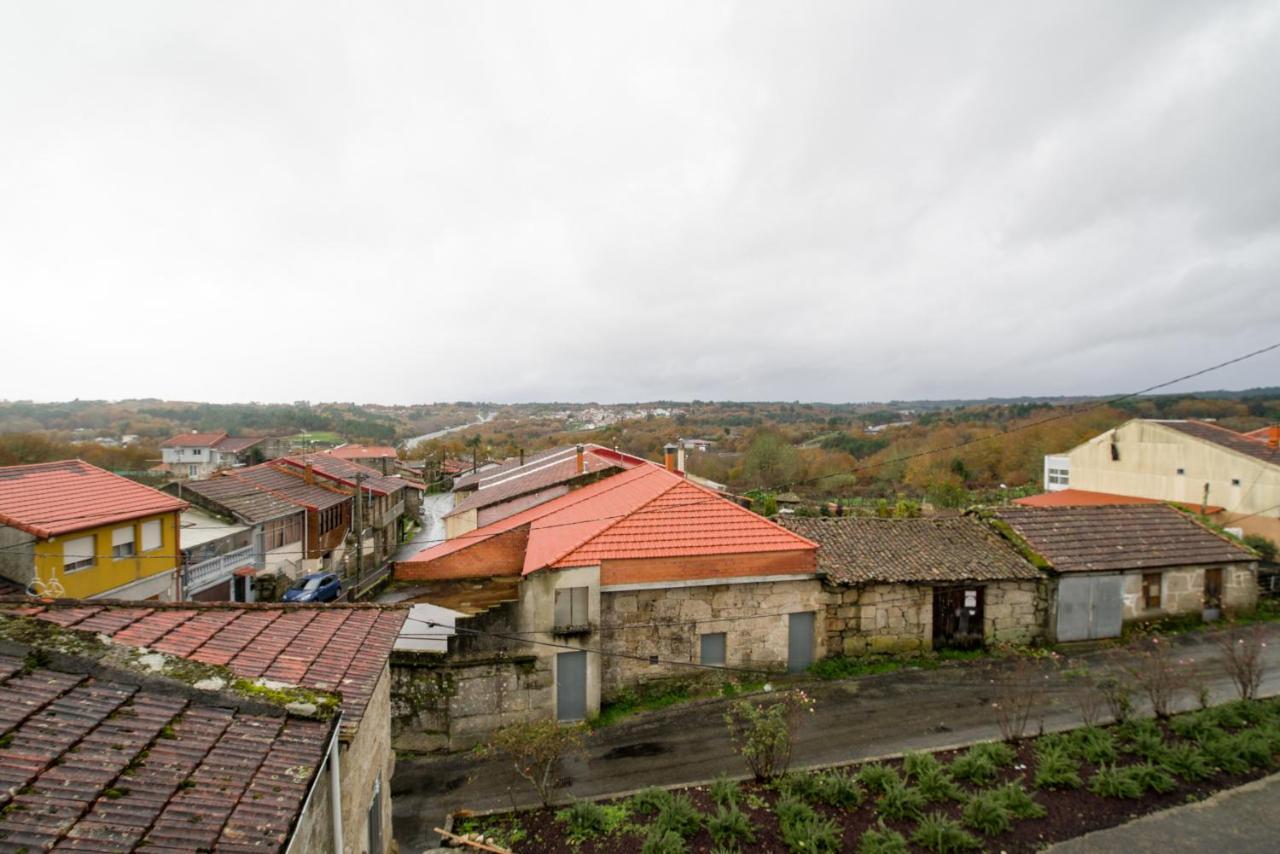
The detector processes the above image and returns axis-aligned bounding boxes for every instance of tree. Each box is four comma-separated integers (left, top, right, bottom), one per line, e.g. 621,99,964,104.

475,719,587,806
740,431,801,490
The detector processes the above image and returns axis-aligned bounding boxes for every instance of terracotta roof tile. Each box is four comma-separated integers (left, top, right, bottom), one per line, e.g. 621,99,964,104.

992,504,1257,573
781,516,1040,584
160,432,228,449
1155,419,1280,467
277,453,407,497
1012,488,1225,513
326,444,398,460
0,460,188,539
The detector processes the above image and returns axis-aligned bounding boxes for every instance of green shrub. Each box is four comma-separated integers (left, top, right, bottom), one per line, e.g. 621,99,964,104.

912,811,982,852
1124,728,1169,761
1202,733,1251,774
1116,717,1161,743
641,828,687,854
652,794,702,838
706,803,756,849
1231,730,1276,769
903,751,944,780
858,820,909,854
774,795,817,828
1033,732,1074,758
630,786,675,815
1032,744,1082,790
1089,764,1144,799
1243,533,1276,562
780,811,842,854
914,765,964,803
1169,711,1220,744
990,780,1046,819
950,750,998,785
813,768,864,808
773,771,822,803
724,690,815,780
555,800,614,842
1161,744,1214,781
856,762,901,794
970,741,1017,767
1127,762,1177,794
709,773,740,807
1071,727,1118,764
961,790,1013,836
876,780,926,820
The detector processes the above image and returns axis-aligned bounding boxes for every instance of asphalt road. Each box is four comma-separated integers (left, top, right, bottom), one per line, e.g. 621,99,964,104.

392,625,1280,852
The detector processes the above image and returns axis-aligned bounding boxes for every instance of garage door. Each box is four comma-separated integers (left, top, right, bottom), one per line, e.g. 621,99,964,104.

1056,575,1123,641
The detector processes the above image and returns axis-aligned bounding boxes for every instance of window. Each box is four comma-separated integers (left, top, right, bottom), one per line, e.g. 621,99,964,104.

1232,478,1242,487
1142,573,1162,610
1047,468,1069,487
700,632,726,666
63,535,96,572
554,586,589,629
141,520,162,552
191,448,202,456
319,505,344,535
111,526,136,559
1176,468,1185,476
187,464,198,477
263,515,303,550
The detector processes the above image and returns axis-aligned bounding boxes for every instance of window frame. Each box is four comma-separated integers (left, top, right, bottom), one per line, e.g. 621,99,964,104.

700,632,727,667
1142,572,1162,611
63,534,97,572
111,526,136,560
553,586,589,630
140,519,162,552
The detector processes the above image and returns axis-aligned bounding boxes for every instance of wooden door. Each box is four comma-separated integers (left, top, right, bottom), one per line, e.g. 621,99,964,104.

1203,568,1223,621
933,586,984,650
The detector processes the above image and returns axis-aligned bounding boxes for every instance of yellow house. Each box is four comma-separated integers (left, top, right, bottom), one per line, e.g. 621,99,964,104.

0,460,187,600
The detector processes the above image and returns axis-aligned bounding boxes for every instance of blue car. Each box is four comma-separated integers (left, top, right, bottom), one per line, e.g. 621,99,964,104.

282,571,342,603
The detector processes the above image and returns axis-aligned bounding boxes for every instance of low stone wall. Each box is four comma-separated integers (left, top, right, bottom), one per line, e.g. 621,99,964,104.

390,653,552,753
599,578,831,697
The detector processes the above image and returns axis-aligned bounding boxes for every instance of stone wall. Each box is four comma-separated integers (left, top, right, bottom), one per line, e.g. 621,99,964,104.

339,664,395,853
599,578,830,696
1121,563,1258,620
390,653,553,753
823,580,1046,655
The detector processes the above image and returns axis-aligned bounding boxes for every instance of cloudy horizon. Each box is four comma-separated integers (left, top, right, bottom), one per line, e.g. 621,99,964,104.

2,1,1278,405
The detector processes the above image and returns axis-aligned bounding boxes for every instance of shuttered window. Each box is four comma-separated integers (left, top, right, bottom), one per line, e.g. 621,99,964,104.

63,535,96,572
111,526,136,559
554,586,589,629
700,632,727,666
141,520,162,552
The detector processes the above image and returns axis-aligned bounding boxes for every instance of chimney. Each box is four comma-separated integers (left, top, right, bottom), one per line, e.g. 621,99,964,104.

519,448,525,466
676,440,686,474
575,444,585,474
663,443,678,473
304,462,315,484
1270,426,1280,449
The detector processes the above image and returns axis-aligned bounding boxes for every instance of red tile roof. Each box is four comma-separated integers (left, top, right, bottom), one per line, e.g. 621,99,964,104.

401,465,817,577
1014,488,1225,514
1241,426,1279,443
160,431,229,448
326,444,398,460
0,650,334,851
0,460,188,539
6,603,405,735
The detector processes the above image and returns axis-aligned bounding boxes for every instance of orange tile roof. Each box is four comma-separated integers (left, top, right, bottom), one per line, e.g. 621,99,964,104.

277,453,407,497
0,460,188,539
5,602,406,735
399,465,816,577
326,444,398,460
160,431,228,448
1013,488,1224,514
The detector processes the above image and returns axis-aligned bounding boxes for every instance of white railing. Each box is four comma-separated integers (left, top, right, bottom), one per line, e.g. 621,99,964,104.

185,545,257,595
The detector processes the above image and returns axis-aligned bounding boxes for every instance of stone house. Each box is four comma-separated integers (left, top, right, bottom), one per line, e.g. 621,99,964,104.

0,600,406,853
389,464,821,751
990,504,1259,642
782,516,1047,654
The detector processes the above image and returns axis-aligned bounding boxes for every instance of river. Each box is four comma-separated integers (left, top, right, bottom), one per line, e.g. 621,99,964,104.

402,411,496,451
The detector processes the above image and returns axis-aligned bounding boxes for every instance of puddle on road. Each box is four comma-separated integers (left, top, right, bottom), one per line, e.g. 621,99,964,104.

601,741,670,760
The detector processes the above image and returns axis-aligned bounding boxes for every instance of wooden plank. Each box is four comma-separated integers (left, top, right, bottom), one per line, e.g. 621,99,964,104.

433,826,514,854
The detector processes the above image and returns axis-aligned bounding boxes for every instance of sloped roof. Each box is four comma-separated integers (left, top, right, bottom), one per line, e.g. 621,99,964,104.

1241,426,1276,441
179,473,301,524
6,602,406,734
781,516,1040,584
213,435,264,453
401,465,816,577
992,504,1256,573
227,464,349,511
1154,420,1280,467
0,650,330,852
451,446,571,490
0,460,188,539
326,444,398,460
277,453,407,497
160,431,228,449
444,446,634,519
1013,489,1225,514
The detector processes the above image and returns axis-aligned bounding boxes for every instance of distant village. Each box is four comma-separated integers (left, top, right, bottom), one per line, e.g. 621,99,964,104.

0,415,1276,851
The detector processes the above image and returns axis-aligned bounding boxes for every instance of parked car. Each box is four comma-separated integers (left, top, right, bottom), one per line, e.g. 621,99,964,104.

282,571,342,603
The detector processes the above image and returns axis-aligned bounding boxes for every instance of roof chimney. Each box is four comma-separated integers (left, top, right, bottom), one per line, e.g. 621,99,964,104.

676,440,686,474
1270,425,1279,449
663,443,678,473
575,444,585,474
304,462,315,484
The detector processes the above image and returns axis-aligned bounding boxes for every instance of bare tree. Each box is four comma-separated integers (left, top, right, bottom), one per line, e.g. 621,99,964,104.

990,654,1052,741
1216,625,1269,701
1125,636,1188,719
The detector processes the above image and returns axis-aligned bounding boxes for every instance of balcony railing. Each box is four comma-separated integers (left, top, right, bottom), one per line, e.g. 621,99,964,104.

370,499,405,529
184,545,257,596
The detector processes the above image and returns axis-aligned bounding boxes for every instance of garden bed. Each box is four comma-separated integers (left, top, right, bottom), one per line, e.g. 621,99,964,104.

453,698,1280,853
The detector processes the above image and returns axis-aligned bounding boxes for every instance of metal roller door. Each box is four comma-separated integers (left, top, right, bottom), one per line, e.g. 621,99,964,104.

1056,574,1123,641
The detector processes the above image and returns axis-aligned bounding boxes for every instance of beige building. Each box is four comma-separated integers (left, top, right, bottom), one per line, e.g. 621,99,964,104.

1047,419,1280,542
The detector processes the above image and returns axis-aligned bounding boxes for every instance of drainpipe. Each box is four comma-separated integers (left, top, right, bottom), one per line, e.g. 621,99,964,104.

283,711,344,854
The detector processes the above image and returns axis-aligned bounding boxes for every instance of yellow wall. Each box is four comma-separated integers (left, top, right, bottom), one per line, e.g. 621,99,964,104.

35,511,180,599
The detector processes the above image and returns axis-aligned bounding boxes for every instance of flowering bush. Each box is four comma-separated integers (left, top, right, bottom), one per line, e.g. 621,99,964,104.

723,689,815,780
1126,636,1188,719
476,718,587,805
1216,626,1268,700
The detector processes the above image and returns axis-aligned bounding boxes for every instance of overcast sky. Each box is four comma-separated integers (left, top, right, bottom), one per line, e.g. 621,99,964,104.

2,1,1278,405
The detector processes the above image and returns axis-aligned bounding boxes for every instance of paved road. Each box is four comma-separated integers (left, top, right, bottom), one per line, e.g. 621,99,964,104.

392,626,1280,852
1048,771,1280,853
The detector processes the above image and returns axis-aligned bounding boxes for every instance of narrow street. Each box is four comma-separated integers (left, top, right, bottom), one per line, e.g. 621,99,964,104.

392,625,1280,851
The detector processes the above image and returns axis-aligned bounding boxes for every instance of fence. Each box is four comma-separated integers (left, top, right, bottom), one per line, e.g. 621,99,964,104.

185,545,257,595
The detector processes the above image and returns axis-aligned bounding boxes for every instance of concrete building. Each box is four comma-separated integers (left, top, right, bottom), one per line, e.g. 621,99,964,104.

1042,419,1280,541
782,516,1046,654
0,600,407,853
0,460,187,600
389,464,820,751
991,504,1258,642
